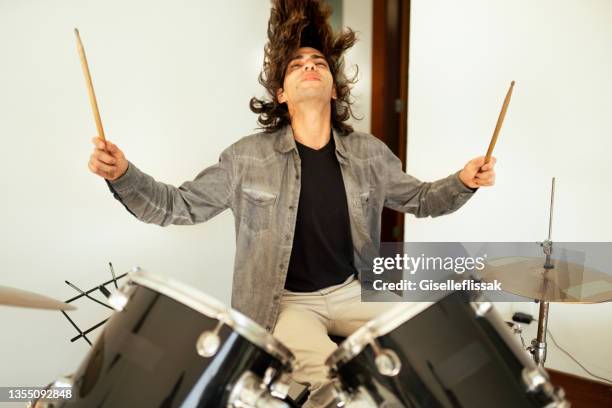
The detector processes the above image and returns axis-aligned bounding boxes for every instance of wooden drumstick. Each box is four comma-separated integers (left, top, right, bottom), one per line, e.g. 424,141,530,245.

485,80,515,164
74,28,105,141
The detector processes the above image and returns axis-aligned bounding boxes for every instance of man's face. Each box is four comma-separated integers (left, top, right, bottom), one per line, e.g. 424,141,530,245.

277,47,337,106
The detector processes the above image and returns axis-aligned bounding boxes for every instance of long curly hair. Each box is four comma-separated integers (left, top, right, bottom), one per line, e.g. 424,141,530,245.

249,0,359,135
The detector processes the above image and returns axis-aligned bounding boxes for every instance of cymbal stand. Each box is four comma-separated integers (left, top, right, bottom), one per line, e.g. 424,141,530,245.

530,177,556,366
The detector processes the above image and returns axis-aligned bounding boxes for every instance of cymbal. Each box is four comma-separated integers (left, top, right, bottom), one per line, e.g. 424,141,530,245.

0,286,77,311
480,257,612,303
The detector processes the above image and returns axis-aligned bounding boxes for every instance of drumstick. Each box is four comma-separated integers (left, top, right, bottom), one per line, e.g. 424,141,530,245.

74,28,106,141
485,80,515,164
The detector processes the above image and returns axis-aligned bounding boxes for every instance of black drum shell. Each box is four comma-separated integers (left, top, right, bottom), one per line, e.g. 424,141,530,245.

333,291,556,408
57,284,289,408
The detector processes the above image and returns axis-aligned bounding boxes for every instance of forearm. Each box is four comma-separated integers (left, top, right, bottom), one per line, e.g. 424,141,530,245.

107,161,229,226
385,170,477,218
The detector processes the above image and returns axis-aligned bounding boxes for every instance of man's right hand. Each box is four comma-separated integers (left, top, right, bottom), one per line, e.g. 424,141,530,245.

88,137,129,181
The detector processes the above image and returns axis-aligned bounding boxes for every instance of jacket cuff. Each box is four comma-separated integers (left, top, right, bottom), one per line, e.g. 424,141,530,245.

453,170,478,194
107,161,140,194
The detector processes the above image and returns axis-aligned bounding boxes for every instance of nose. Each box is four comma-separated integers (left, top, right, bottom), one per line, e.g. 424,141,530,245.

303,60,316,71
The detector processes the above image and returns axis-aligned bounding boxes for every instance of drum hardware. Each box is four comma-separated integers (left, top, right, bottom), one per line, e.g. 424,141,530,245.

65,280,114,311
522,366,550,392
227,371,290,408
63,263,131,305
105,280,135,311
330,381,377,408
52,376,73,390
370,338,402,377
506,321,528,350
68,317,109,343
480,178,612,366
269,371,292,400
330,380,349,407
531,178,556,367
262,366,277,386
196,317,227,358
60,264,132,346
521,367,570,408
470,299,493,317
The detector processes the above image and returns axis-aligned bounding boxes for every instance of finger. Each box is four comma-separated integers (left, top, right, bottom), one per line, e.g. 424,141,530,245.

91,137,107,151
475,170,493,179
106,141,121,155
93,150,116,165
472,156,486,167
475,174,494,184
89,156,115,175
88,160,108,178
481,159,497,171
476,174,495,185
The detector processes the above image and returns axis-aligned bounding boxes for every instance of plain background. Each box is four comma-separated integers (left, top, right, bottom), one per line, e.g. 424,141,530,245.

407,0,612,383
0,0,610,402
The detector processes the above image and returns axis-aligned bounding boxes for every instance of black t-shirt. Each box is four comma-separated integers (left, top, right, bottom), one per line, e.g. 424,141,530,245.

284,136,357,292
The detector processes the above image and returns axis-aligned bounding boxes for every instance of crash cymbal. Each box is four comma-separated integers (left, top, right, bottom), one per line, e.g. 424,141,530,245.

480,257,612,302
0,286,77,311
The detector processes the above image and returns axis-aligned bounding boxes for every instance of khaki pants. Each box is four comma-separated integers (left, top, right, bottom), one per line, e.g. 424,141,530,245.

272,276,399,408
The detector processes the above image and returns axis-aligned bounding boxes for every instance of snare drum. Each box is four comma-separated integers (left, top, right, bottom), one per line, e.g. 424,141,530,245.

326,290,570,408
35,269,294,407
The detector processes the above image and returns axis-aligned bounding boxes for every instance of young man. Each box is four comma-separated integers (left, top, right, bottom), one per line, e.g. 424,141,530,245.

88,1,496,406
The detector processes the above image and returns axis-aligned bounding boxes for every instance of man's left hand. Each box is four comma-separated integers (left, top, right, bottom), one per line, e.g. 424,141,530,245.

459,156,496,189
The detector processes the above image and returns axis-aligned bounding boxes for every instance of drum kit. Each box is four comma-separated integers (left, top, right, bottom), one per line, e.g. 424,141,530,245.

5,264,580,408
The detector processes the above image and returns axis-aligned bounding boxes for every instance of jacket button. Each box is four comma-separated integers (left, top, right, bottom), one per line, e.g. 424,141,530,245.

289,205,294,210
279,263,285,269
295,175,300,180
273,294,280,301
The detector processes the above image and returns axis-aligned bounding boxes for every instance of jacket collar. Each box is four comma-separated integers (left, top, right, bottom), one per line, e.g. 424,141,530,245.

274,124,350,162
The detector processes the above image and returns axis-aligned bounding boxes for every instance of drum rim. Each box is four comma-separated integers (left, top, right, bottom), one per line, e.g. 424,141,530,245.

326,301,436,369
129,269,295,369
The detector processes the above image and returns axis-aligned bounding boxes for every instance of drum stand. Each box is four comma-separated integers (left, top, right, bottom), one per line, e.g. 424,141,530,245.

530,178,556,366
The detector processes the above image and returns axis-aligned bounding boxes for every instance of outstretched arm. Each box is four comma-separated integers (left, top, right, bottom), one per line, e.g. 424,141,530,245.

89,137,234,226
382,144,495,218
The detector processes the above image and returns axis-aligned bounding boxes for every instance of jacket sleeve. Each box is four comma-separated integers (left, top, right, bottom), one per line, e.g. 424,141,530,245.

106,145,234,226
382,143,477,218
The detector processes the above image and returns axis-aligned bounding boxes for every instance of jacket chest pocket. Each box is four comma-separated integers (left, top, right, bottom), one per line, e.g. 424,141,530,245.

357,187,381,219
240,187,277,235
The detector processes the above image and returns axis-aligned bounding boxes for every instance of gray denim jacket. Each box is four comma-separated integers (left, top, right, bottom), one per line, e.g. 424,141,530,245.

108,125,476,331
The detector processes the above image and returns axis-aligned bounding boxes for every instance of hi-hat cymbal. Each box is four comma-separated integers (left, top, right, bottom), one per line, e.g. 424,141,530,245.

480,257,612,303
0,286,77,311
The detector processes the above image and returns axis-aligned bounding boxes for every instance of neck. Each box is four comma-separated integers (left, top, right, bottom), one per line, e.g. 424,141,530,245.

289,102,332,150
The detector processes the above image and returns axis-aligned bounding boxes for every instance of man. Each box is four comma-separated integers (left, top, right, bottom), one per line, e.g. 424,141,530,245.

88,1,496,406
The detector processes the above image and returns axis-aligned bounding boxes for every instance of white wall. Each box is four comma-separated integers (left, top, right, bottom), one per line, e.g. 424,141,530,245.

407,0,612,382
0,0,271,395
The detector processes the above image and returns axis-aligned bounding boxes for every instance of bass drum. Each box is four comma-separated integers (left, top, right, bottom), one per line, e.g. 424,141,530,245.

35,269,294,408
326,290,570,408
